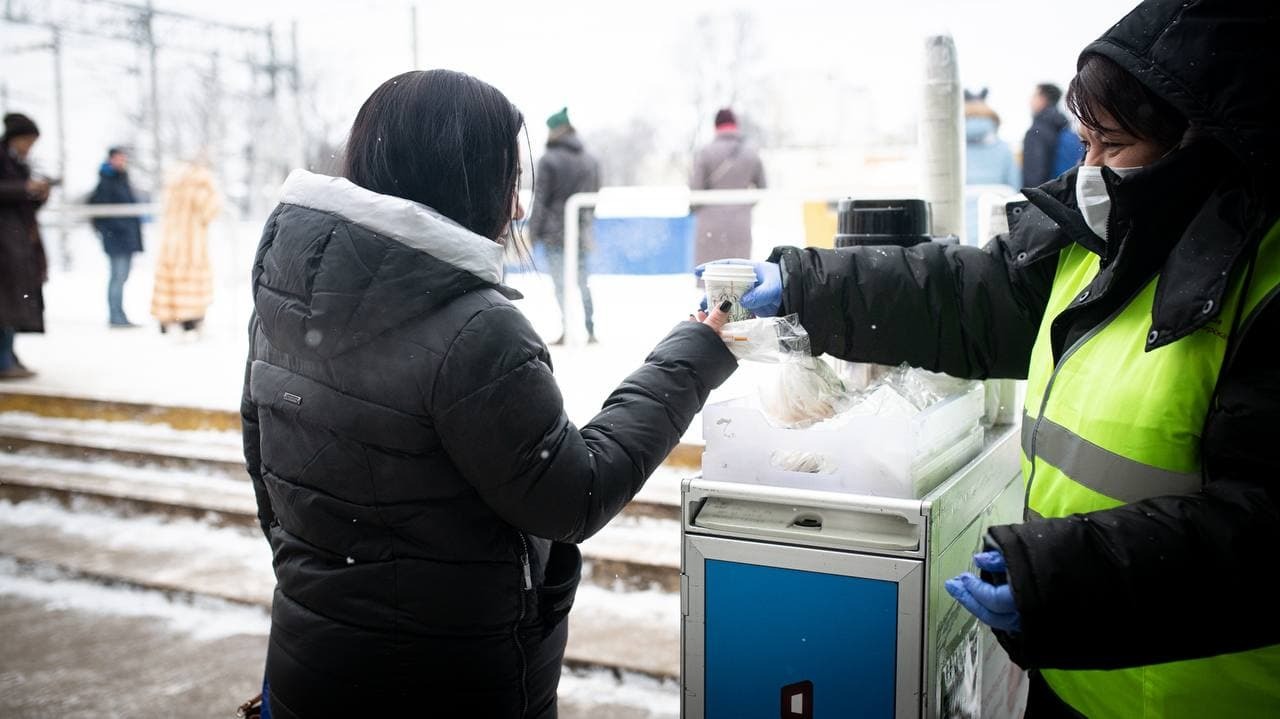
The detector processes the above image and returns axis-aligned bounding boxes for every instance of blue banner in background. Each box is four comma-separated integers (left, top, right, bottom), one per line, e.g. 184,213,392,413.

508,216,695,276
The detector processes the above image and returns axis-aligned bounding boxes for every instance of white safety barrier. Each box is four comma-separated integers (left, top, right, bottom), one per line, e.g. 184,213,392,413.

43,202,162,219
559,189,850,347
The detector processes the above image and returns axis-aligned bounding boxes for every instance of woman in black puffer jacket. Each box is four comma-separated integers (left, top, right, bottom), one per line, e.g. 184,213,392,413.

241,70,737,718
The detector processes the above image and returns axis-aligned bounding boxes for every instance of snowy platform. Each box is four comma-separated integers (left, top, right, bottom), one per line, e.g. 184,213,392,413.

4,224,762,448
0,445,684,591
0,496,682,681
0,559,678,718
0,409,686,521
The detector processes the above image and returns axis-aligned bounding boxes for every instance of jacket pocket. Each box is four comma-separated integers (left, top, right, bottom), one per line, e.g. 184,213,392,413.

537,542,582,637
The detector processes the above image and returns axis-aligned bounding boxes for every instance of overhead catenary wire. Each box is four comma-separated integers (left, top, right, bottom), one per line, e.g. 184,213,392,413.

2,0,308,226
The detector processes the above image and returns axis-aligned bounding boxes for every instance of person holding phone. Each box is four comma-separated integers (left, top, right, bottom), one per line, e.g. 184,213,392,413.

0,113,49,380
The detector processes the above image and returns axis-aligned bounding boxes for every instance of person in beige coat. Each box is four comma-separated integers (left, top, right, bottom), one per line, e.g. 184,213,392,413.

151,161,221,334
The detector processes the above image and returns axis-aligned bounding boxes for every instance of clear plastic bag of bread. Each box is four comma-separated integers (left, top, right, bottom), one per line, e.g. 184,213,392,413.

720,315,847,428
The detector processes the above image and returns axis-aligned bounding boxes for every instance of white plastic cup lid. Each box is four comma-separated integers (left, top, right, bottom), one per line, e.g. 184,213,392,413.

701,264,758,284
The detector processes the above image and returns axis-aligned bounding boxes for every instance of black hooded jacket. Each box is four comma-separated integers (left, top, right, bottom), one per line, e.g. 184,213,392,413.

241,170,736,717
769,0,1280,695
529,130,599,248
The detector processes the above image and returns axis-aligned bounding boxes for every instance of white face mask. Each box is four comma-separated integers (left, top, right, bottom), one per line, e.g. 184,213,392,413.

1075,165,1142,240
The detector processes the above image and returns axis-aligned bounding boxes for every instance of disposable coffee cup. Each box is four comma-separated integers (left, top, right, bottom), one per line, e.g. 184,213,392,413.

701,264,758,322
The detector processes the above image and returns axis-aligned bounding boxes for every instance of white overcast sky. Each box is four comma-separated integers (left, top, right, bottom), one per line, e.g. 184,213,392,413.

3,0,1132,192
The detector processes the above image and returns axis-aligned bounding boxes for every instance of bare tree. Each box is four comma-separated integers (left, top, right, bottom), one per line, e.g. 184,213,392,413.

296,74,349,177
162,54,226,166
582,118,660,186
679,10,773,155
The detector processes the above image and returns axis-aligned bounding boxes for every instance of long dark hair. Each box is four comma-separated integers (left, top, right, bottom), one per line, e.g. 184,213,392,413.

1067,54,1189,151
343,70,525,241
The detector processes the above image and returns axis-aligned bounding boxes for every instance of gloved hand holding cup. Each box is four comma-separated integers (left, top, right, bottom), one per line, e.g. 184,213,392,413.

695,258,784,319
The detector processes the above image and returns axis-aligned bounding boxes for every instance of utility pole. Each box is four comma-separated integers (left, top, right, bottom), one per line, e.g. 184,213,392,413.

207,50,221,153
265,23,278,99
0,28,73,268
290,20,307,170
51,27,71,269
5,0,305,217
410,4,419,69
242,51,258,219
143,0,163,186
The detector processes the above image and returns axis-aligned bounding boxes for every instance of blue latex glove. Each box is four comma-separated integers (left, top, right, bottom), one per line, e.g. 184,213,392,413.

694,259,783,317
944,550,1021,633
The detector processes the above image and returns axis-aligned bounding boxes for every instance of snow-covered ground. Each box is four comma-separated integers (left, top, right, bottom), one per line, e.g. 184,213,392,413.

0,555,680,718
0,410,242,447
11,220,775,443
0,556,272,641
3,218,715,716
558,668,679,719
0,498,271,580
0,498,682,717
0,555,681,712
0,448,247,488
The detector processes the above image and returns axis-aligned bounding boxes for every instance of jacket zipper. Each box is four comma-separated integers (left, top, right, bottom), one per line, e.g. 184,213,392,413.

518,532,533,591
513,530,532,717
1024,291,1143,519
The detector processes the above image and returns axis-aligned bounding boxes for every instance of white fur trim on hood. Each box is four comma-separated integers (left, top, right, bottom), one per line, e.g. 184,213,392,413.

277,169,505,285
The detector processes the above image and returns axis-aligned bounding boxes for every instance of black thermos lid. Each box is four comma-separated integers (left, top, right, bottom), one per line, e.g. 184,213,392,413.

834,199,932,248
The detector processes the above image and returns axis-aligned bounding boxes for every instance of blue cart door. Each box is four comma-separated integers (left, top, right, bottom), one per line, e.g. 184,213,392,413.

705,559,899,718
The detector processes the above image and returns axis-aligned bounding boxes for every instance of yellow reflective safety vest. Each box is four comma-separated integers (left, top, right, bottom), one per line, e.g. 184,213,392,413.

1020,220,1280,718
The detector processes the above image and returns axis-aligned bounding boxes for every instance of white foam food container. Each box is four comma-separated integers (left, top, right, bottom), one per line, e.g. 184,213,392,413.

701,382,986,498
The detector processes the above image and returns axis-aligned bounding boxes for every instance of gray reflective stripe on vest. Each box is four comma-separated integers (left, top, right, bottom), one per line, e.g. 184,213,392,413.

1021,413,1036,458
1020,411,1202,503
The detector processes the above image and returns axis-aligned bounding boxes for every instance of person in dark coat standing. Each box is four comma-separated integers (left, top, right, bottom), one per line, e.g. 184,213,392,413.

530,107,600,344
0,113,49,380
690,108,766,267
242,70,737,719
88,147,143,328
702,1,1280,715
1022,84,1073,188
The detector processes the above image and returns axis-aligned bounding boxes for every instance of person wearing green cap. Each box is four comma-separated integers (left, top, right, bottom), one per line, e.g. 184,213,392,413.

530,107,601,344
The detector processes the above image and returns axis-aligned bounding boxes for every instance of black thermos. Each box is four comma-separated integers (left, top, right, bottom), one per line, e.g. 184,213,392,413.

833,199,933,248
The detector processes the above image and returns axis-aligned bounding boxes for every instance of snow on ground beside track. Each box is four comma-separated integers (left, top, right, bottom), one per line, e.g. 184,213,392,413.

638,464,693,496
0,557,271,641
0,554,679,716
0,497,682,628
0,411,241,446
573,580,680,628
0,450,251,491
583,514,681,567
0,498,271,578
0,495,684,712
558,667,679,718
